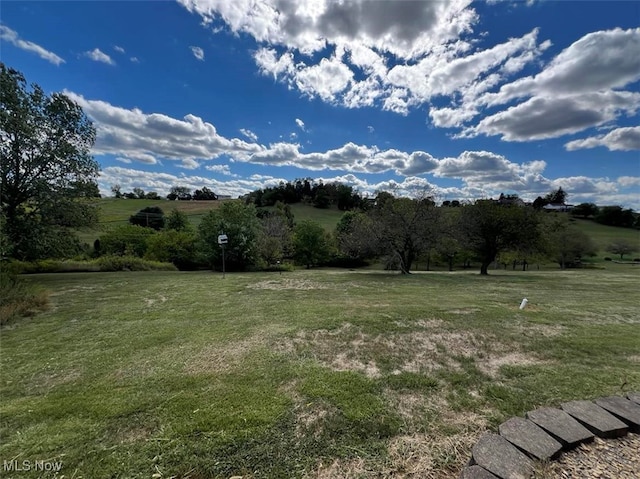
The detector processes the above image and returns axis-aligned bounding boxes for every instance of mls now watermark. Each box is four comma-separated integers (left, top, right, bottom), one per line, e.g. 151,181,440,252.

3,459,63,473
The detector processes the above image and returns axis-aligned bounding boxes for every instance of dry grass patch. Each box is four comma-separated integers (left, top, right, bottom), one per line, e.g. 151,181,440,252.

477,351,549,377
247,278,330,290
28,368,82,394
183,335,266,376
289,321,549,380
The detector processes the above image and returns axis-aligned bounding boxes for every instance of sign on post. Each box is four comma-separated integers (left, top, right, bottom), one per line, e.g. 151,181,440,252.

217,234,228,278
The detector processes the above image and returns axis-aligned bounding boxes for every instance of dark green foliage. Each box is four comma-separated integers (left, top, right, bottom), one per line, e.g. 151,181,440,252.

192,186,217,200
365,194,440,274
292,220,333,268
165,209,192,232
459,201,542,275
544,215,597,268
244,178,362,209
198,202,262,270
545,187,567,204
129,206,165,230
145,230,199,269
532,196,547,209
595,205,636,228
98,224,156,257
572,202,599,218
167,186,192,201
1,64,99,260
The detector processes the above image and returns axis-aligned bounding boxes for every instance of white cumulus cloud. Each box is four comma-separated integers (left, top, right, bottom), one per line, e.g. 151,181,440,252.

84,48,115,65
565,126,640,152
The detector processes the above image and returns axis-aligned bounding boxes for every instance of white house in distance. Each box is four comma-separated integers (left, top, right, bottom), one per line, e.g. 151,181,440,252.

543,203,574,212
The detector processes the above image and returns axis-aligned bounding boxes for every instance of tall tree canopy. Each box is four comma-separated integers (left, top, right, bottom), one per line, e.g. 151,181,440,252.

366,194,440,274
1,64,99,259
459,200,541,275
198,202,262,270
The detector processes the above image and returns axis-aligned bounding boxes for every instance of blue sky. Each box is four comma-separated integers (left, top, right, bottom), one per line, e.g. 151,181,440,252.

2,1,639,208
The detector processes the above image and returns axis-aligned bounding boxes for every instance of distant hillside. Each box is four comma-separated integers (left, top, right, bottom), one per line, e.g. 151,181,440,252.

570,217,640,259
96,198,226,225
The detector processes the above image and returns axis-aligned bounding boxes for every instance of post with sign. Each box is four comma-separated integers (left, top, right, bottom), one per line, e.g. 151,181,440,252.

217,234,228,278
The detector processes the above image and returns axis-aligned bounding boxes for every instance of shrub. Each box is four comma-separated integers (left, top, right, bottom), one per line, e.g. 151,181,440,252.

9,257,176,273
129,206,165,230
96,256,177,272
0,271,49,325
99,224,156,257
604,257,612,261
145,230,199,270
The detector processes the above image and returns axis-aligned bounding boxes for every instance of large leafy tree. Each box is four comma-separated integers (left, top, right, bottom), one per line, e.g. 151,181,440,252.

543,215,596,268
366,193,440,274
459,200,541,275
129,206,165,230
1,64,99,259
292,220,332,269
198,201,262,270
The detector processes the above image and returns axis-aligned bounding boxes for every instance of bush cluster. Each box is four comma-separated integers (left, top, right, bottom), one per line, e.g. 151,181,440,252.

0,271,49,325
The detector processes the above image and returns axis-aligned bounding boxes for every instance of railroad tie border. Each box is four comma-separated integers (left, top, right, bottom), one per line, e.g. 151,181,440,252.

460,393,640,479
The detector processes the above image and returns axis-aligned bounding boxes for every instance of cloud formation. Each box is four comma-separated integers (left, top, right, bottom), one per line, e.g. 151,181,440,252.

64,92,264,164
239,128,258,141
65,94,638,209
177,1,639,144
565,127,640,152
190,46,205,60
0,25,65,65
84,48,115,65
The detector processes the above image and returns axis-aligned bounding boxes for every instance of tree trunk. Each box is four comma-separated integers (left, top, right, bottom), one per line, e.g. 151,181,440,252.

480,262,489,275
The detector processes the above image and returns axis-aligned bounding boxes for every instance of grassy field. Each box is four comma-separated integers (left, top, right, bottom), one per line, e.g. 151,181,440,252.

570,218,640,259
1,268,639,478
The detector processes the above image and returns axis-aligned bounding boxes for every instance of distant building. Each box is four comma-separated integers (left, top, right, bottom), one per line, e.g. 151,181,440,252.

543,203,574,212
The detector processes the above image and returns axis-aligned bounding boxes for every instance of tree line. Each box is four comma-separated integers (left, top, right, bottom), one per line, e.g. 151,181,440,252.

87,187,637,274
243,179,363,210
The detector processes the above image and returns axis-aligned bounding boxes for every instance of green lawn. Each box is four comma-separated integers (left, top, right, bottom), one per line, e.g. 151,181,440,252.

1,268,639,478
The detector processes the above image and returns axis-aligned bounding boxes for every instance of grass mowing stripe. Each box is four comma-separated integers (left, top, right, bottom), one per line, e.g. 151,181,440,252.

1,268,638,478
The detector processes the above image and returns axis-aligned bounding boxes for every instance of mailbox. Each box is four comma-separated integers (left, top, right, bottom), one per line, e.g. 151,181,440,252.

217,234,228,245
